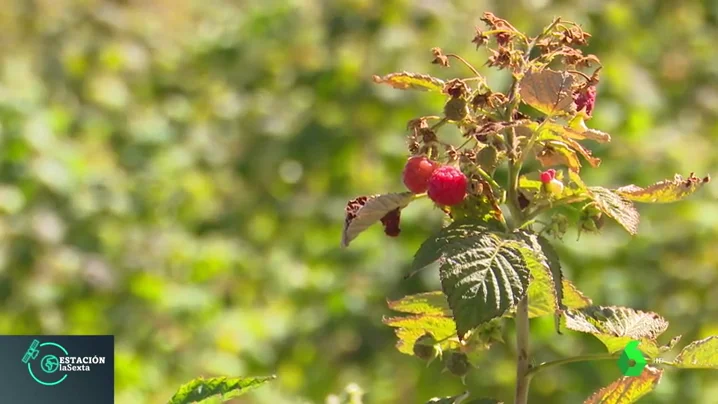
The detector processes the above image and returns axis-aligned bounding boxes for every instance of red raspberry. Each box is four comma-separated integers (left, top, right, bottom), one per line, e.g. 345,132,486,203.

574,85,597,116
427,166,467,206
540,169,556,184
402,156,439,194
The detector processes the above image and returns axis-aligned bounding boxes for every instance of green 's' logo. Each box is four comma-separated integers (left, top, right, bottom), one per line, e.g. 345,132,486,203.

22,339,69,386
618,340,647,377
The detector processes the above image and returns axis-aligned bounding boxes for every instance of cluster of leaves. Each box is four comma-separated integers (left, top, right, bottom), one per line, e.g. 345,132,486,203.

342,12,715,404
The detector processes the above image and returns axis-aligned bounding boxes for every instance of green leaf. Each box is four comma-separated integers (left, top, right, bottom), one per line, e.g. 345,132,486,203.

439,230,539,338
341,192,414,247
615,173,710,204
410,219,491,273
522,235,560,319
671,336,718,369
583,366,663,404
383,313,458,355
168,376,275,404
426,391,470,403
387,292,451,317
587,187,639,235
372,72,445,92
564,306,669,358
519,69,575,116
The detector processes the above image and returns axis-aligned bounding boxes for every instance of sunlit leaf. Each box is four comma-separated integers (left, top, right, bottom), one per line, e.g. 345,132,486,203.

168,376,275,404
543,121,611,143
583,366,663,404
341,192,415,247
383,313,459,355
587,187,639,235
671,336,718,369
521,235,559,319
387,292,451,317
372,72,446,92
562,279,592,310
615,173,710,204
564,306,668,357
519,69,575,116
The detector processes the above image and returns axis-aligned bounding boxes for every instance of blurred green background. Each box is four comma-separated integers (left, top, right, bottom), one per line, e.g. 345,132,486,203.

0,0,717,403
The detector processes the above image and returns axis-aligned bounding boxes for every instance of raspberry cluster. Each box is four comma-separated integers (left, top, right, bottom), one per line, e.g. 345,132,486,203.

402,156,467,206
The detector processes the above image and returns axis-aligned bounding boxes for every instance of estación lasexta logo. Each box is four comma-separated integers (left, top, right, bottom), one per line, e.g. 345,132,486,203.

22,339,69,386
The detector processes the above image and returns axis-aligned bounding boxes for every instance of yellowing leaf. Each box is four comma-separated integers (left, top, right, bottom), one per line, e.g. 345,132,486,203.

387,292,451,317
543,121,612,143
672,336,718,369
562,279,592,310
588,187,639,235
583,366,663,404
519,69,575,116
615,173,710,204
372,72,446,92
341,192,414,247
537,141,583,172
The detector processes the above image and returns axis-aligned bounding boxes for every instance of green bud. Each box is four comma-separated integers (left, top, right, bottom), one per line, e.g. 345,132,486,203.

413,333,438,361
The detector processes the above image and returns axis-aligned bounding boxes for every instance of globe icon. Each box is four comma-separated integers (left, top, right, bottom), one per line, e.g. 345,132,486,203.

40,355,59,374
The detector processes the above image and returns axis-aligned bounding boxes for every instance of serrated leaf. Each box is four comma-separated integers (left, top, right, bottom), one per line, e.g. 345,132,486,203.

341,192,414,247
562,279,592,309
588,187,639,235
372,72,446,92
519,235,559,320
439,231,538,338
410,219,491,273
519,69,575,116
383,314,458,355
615,173,710,204
387,292,451,316
583,366,663,404
168,376,275,404
564,306,668,358
672,336,718,369
426,391,470,403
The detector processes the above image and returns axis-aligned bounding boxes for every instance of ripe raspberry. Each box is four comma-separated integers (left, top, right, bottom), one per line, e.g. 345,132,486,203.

402,156,439,194
574,85,597,116
539,169,556,184
427,166,467,206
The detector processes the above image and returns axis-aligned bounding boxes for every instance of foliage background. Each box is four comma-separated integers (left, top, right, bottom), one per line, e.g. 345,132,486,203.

0,0,717,403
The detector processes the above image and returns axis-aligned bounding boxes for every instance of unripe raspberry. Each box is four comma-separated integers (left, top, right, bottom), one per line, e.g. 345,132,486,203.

539,169,556,184
574,85,597,117
445,352,470,377
402,156,439,194
543,178,564,196
413,333,439,361
427,166,468,206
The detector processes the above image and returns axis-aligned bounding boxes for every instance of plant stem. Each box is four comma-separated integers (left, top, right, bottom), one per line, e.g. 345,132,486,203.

525,353,619,381
514,297,530,404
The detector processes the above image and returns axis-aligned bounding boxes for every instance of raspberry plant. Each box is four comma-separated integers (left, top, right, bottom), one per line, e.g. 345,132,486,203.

341,13,717,404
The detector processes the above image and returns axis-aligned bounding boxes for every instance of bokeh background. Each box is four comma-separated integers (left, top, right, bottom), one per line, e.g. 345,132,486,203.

0,0,717,403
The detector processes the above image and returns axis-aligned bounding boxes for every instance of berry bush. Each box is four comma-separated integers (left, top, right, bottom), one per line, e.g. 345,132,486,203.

341,13,716,404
